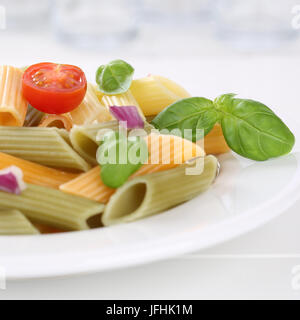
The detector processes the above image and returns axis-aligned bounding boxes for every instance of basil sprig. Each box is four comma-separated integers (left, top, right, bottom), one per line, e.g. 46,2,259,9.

215,94,295,161
96,131,148,188
152,97,219,142
96,59,134,95
152,94,295,161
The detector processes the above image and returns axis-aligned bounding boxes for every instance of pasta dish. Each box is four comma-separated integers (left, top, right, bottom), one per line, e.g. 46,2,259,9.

0,60,295,235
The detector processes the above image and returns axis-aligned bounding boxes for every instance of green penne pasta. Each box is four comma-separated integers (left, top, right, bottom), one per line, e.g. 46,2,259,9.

24,105,45,127
0,209,39,235
70,121,120,164
0,126,90,171
0,184,105,231
102,155,218,226
70,121,154,164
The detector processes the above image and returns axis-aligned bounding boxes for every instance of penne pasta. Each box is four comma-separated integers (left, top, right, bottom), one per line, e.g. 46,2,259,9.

19,66,28,72
27,84,111,130
93,84,104,101
130,75,191,116
0,209,39,235
60,166,115,203
203,123,230,155
70,121,154,164
0,66,28,126
0,184,105,231
39,114,73,131
70,121,120,165
24,105,45,127
0,126,90,171
0,60,288,236
33,223,65,234
67,83,113,126
0,151,78,188
100,90,145,120
102,155,218,226
154,75,192,98
60,134,204,203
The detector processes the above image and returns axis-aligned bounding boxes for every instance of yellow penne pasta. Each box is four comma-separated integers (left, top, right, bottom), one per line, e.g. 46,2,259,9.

100,90,145,120
154,75,191,98
204,123,230,155
66,83,113,125
0,151,78,188
0,66,28,126
60,134,204,203
93,84,104,101
130,75,191,116
39,114,73,131
19,66,28,73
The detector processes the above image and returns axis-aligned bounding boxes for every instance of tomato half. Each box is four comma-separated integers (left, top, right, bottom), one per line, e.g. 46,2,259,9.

22,62,87,114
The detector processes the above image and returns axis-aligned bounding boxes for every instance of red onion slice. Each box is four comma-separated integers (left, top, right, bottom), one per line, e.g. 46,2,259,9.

0,166,26,195
110,106,144,129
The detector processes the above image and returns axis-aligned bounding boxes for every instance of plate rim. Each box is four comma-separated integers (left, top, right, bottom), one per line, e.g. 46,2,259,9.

2,154,300,280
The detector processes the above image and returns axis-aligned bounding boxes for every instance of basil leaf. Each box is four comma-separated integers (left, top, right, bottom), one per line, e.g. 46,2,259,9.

215,94,295,161
96,131,148,188
95,59,134,95
151,97,219,142
95,65,105,84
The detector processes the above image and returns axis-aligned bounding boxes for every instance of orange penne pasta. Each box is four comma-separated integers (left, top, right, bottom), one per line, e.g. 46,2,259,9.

204,123,230,155
66,83,113,125
0,152,78,188
39,114,73,131
33,223,65,234
60,166,115,203
0,65,28,126
60,134,205,203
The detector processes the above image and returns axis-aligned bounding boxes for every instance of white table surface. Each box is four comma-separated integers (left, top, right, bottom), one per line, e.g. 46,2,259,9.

0,30,300,299
1,200,300,300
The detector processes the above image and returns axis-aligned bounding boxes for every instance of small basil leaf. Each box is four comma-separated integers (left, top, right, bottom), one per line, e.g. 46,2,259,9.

95,65,105,85
97,132,148,188
96,59,134,95
151,97,219,142
215,94,295,161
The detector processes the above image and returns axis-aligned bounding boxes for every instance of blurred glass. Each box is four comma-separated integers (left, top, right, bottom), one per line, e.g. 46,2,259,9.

1,0,50,30
214,0,299,50
142,0,212,26
52,0,139,49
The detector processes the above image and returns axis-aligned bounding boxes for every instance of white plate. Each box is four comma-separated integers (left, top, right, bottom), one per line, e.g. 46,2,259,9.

1,122,300,280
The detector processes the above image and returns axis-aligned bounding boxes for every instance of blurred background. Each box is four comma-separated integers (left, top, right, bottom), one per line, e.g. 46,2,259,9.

0,0,300,103
0,0,299,58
